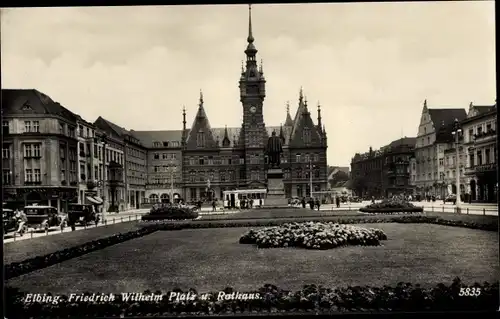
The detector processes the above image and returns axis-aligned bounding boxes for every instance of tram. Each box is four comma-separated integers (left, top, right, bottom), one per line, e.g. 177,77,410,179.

222,189,267,208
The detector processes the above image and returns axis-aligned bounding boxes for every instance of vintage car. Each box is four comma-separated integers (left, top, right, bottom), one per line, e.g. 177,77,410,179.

24,205,66,230
67,204,100,227
3,208,28,235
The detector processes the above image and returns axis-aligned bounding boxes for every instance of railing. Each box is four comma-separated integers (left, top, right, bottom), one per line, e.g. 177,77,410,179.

474,129,496,142
475,163,497,173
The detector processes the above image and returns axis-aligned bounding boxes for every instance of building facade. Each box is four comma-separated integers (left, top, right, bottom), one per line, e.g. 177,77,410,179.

350,137,415,198
2,7,329,209
414,100,467,198
2,89,80,212
461,102,497,202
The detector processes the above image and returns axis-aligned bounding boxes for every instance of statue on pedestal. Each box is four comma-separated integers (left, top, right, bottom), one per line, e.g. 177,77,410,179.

266,130,283,168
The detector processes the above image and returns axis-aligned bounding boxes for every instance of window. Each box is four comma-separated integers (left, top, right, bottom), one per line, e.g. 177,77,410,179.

208,156,214,165
297,169,303,179
24,121,31,132
189,171,196,182
190,188,197,200
314,168,320,178
33,144,41,157
59,122,65,134
33,121,40,133
485,148,491,164
477,126,483,135
87,128,90,137
197,130,206,148
24,144,32,158
439,158,444,166
304,154,310,163
79,125,84,137
154,153,159,160
198,158,205,165
2,170,12,185
68,127,75,137
296,154,301,163
2,120,9,135
427,137,430,144
189,157,196,166
149,194,159,203
468,129,474,141
477,150,482,165
303,128,311,145
239,156,245,164
34,169,41,182
25,169,33,182
154,166,159,172
220,171,226,182
94,166,98,180
2,145,10,159
251,171,259,181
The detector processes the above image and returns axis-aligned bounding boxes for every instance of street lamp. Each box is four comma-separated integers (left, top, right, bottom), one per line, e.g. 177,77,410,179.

308,160,317,199
451,118,462,213
166,160,177,203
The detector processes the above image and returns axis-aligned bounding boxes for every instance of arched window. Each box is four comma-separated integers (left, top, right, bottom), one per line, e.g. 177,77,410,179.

160,193,169,203
149,194,159,203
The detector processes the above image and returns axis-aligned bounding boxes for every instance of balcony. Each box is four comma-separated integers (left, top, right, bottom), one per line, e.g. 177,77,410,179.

464,166,476,176
474,129,496,144
475,163,497,174
24,181,42,185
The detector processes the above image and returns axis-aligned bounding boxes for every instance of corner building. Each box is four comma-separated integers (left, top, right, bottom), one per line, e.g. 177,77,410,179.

178,7,328,201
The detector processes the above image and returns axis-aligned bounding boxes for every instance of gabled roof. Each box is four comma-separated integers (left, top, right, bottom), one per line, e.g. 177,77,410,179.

289,98,322,147
94,116,129,136
185,93,218,149
2,89,78,123
386,137,416,149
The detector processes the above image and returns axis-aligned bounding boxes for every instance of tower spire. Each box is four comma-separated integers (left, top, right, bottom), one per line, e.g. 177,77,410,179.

247,4,254,44
182,106,187,131
199,90,204,107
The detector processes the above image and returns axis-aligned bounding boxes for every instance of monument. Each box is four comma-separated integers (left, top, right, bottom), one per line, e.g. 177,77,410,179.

263,131,289,207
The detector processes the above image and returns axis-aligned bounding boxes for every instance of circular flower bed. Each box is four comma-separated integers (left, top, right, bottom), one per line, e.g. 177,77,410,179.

142,205,199,221
239,221,387,249
359,199,423,214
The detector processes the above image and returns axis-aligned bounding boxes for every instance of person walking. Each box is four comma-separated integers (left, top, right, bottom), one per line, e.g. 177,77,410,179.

336,196,340,208
315,198,320,211
301,197,306,208
212,199,216,212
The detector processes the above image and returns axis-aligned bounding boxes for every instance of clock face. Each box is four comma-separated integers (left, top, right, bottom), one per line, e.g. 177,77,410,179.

250,106,257,113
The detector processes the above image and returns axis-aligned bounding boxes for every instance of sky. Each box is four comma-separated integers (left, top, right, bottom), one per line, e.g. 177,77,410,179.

1,2,496,167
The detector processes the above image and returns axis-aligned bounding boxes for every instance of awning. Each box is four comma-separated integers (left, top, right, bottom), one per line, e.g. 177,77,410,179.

86,196,104,205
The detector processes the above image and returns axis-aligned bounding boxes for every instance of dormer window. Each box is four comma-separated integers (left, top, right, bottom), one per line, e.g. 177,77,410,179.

303,127,311,145
197,130,205,148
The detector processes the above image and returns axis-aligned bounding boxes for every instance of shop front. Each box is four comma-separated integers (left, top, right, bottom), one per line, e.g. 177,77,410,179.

10,187,79,213
472,163,497,203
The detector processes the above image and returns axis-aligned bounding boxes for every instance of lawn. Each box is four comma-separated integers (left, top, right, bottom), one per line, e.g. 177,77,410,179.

6,223,498,294
3,221,142,264
200,208,363,220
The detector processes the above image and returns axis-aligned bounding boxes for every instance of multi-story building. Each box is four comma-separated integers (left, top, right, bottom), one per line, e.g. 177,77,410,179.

414,100,467,198
461,102,497,202
94,117,147,210
76,116,99,204
2,89,79,211
350,137,415,198
131,129,183,204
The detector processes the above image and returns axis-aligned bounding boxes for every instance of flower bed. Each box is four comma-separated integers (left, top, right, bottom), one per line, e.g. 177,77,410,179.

360,199,423,214
239,222,387,249
142,205,199,221
5,278,498,317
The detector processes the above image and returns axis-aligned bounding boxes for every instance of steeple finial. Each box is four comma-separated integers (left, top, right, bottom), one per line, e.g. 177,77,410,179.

247,4,254,44
424,99,427,107
317,101,322,129
199,90,204,106
259,59,263,73
300,87,303,100
182,105,187,131
286,101,290,114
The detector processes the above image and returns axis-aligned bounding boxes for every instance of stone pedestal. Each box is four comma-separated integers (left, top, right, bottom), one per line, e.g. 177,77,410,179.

263,168,288,207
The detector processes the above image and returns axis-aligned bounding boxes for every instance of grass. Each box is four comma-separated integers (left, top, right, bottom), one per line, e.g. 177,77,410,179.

3,221,142,264
199,208,363,220
6,223,498,294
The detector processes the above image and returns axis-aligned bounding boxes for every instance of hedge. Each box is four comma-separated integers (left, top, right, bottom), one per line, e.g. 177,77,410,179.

359,207,424,213
5,278,498,317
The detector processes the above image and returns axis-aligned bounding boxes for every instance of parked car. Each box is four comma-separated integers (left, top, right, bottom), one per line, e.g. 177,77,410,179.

67,204,99,228
23,205,66,230
444,194,457,204
3,208,28,235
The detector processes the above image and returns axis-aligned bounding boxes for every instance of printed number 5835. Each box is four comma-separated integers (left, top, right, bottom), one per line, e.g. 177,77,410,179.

459,287,481,297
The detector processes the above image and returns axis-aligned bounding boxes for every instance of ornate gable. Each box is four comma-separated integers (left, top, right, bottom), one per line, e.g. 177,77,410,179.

185,91,218,150
289,97,322,148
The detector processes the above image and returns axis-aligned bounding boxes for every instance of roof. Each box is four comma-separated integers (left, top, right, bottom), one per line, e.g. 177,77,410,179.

2,89,78,123
462,103,497,125
428,108,467,129
387,137,416,148
131,130,183,148
95,116,130,136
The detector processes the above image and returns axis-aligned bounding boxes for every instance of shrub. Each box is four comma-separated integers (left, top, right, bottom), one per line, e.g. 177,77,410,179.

5,278,499,317
239,222,387,249
360,199,423,213
142,205,199,221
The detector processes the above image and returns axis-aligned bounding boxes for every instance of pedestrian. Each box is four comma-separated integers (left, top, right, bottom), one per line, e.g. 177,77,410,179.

336,196,340,208
250,198,254,209
309,198,314,210
315,198,320,211
212,199,216,212
259,198,262,207
301,197,306,208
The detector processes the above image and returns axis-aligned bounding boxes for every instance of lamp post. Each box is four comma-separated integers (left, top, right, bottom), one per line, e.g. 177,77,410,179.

100,134,107,216
309,160,315,199
166,160,177,203
451,118,462,213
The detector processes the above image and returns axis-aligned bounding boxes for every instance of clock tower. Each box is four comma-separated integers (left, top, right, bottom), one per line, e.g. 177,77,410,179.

239,4,267,183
